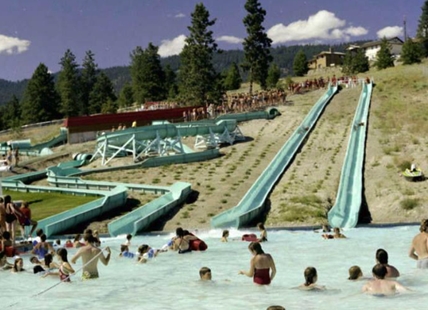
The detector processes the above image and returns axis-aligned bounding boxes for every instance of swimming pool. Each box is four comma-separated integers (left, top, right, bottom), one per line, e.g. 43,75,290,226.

1,225,427,310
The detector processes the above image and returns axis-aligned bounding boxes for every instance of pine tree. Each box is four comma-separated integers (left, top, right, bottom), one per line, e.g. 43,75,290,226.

400,39,424,65
178,3,219,105
130,43,166,104
352,49,370,73
57,49,81,117
417,0,428,57
242,0,272,93
374,38,395,70
80,50,98,115
223,62,242,90
292,50,308,76
117,82,134,108
341,50,354,75
2,95,21,129
266,63,281,89
88,72,117,114
21,63,59,124
164,65,178,99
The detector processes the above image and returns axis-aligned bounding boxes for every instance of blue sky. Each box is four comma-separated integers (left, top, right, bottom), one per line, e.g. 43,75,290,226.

0,0,423,81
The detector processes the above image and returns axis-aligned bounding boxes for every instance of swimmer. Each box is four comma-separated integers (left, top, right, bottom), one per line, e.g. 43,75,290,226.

119,244,136,259
172,227,198,254
0,251,13,269
362,263,408,296
376,249,400,278
409,219,428,268
239,242,276,285
124,234,132,247
266,306,285,310
322,227,346,239
44,248,75,282
257,223,267,242
71,234,111,279
348,265,363,280
221,230,229,242
299,267,325,291
11,257,24,273
199,266,212,281
137,244,161,263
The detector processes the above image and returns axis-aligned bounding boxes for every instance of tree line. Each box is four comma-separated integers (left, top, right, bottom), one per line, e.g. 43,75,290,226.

1,0,427,132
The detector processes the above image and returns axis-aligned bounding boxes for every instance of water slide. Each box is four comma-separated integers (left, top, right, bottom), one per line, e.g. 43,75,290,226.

328,82,373,229
0,127,67,156
211,85,338,228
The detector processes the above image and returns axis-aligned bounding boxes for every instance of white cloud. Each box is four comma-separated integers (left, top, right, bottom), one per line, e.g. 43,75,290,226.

216,35,243,44
377,26,403,39
158,35,186,57
0,34,30,54
267,10,368,44
175,13,185,18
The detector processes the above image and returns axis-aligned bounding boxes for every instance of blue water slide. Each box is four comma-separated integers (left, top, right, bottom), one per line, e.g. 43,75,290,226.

328,82,373,229
211,84,338,228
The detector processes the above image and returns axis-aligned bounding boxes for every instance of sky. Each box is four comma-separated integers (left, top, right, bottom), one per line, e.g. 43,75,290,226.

0,0,424,81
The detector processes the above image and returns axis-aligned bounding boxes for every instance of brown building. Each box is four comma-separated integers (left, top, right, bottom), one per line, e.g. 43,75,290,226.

308,48,345,69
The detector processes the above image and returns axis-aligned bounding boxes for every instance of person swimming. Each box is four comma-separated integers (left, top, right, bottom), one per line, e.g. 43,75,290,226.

299,266,325,291
221,230,229,242
257,223,268,242
362,264,408,296
348,265,363,280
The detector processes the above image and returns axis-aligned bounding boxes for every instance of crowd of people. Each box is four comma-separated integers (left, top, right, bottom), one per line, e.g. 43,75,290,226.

2,196,428,308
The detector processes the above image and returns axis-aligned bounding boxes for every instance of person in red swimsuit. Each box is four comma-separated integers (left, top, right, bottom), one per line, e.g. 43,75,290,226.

239,242,276,285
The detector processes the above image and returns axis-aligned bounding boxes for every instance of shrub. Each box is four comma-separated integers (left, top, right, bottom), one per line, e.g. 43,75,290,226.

400,198,419,210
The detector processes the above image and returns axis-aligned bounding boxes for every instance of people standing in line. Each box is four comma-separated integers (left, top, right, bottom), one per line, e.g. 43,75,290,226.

257,223,268,242
409,219,428,268
13,147,19,167
18,201,38,239
375,249,400,278
4,195,22,244
71,234,111,279
0,197,6,234
239,242,276,285
362,264,408,296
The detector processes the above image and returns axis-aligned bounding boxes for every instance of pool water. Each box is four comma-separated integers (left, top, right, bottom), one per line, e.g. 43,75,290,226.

1,225,427,310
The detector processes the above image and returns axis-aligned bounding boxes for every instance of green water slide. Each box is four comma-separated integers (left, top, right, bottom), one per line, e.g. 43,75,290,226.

0,127,67,156
328,82,373,229
211,85,338,228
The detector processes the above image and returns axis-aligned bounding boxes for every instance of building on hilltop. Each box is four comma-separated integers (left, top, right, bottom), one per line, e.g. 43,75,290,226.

308,48,346,70
361,37,404,61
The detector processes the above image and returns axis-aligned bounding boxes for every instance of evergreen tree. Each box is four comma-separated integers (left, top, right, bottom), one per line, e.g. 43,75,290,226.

341,50,354,75
242,0,272,93
164,65,178,99
130,43,166,104
117,82,134,108
21,63,59,124
57,49,81,117
293,50,308,76
352,49,370,73
2,95,21,129
400,39,424,65
223,62,242,90
88,72,117,114
101,98,118,114
266,63,281,89
374,38,395,70
80,50,98,115
416,0,428,57
178,3,220,105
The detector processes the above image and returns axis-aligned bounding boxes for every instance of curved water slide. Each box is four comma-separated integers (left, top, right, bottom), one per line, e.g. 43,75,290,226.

328,82,373,229
211,85,339,228
94,120,242,164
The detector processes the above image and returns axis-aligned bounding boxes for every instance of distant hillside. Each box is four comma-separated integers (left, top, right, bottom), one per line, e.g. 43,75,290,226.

0,41,369,105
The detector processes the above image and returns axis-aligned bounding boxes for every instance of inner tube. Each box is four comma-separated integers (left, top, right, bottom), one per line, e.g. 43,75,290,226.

241,234,258,242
